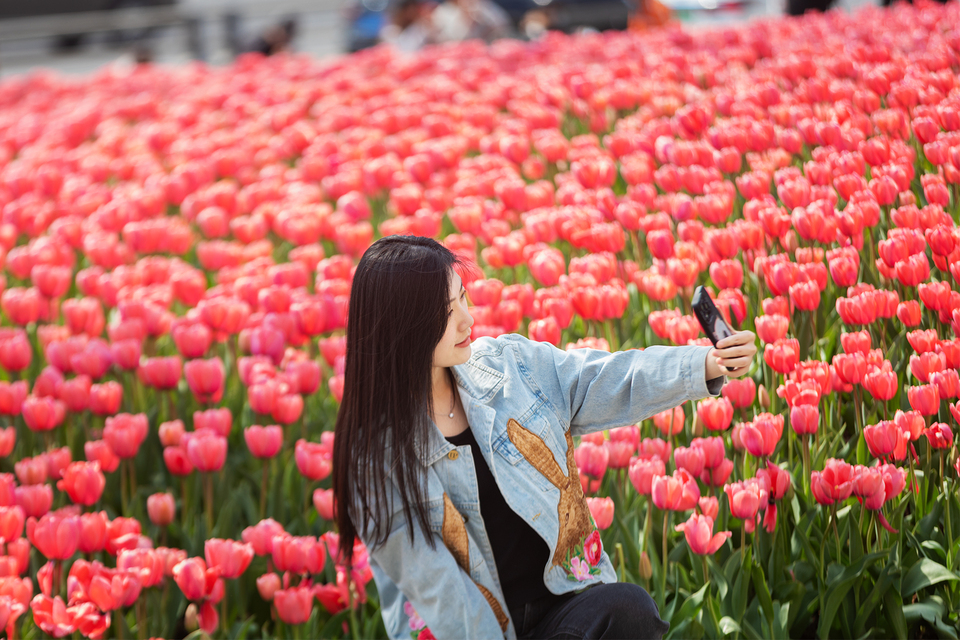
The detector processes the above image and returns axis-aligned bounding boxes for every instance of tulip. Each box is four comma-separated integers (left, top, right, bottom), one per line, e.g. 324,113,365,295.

29,595,77,638
0,381,28,416
137,356,182,390
88,381,122,416
172,321,213,359
58,375,92,413
864,367,898,401
57,462,105,506
78,512,109,554
586,497,614,530
673,446,705,477
897,301,922,327
528,317,561,345
257,572,281,601
697,397,733,432
285,360,321,395
628,457,664,496
172,557,221,602
184,357,225,404
895,410,926,441
271,534,326,575
273,394,304,425
45,447,71,482
105,517,142,556
313,488,337,521
193,408,232,438
245,425,283,459
117,548,165,589
721,377,755,409
810,459,854,505
205,539,254,580
186,430,227,473
158,420,186,448
574,442,608,480
675,513,731,555
692,436,726,469
89,569,142,612
0,506,24,544
242,519,286,556
295,439,332,481
924,423,954,449
147,493,176,527
651,470,700,511
103,414,148,459
21,396,66,432
740,414,784,458
724,480,767,533
653,406,685,436
15,455,47,485
907,384,940,416
274,585,314,625
852,466,886,510
764,339,799,374
28,512,80,560
163,446,194,477
15,484,53,518
84,440,120,474
0,331,31,373
790,404,820,436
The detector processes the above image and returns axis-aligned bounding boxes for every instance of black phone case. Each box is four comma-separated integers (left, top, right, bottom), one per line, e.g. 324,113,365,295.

692,286,735,347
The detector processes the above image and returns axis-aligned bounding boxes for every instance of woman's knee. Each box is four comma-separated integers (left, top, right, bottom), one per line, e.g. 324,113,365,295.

595,583,668,639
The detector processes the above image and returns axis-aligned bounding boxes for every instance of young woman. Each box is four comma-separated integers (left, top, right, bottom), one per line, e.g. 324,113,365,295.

333,235,758,640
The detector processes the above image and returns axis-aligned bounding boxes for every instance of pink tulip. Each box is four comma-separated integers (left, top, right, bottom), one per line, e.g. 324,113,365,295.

651,470,700,511
586,497,614,530
186,430,227,473
675,513,731,555
245,425,283,459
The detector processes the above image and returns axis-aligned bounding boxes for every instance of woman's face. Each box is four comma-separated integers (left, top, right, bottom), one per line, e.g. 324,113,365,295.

433,270,474,369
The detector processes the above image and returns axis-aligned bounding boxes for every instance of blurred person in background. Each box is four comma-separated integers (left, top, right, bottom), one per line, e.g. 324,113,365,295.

380,0,438,52
433,0,512,43
248,18,297,56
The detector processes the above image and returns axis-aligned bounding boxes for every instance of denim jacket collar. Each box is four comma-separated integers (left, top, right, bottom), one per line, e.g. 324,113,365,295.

413,358,505,468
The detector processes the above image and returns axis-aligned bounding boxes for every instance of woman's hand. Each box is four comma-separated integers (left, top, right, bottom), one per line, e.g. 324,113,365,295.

706,331,757,379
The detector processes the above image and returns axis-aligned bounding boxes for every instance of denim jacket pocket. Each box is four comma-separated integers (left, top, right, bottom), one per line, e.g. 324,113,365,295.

491,407,558,493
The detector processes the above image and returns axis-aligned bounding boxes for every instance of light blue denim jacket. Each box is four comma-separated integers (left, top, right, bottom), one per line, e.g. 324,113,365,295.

364,334,724,640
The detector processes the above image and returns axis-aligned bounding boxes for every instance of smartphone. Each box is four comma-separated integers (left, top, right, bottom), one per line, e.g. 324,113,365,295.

692,286,736,348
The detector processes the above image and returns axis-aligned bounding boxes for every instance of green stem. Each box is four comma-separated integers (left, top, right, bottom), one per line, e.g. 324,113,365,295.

261,459,269,519
205,472,214,533
661,510,670,609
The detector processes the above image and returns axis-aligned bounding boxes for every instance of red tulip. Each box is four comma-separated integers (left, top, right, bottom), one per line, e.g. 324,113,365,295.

88,381,122,416
28,512,80,560
274,585,314,625
62,297,105,337
271,534,326,575
627,457,664,496
724,479,767,532
574,442,608,480
0,331,31,373
84,440,120,474
674,513,731,555
897,300,922,326
0,427,14,460
137,357,182,390
184,358,225,404
172,320,213,359
907,384,940,416
313,489,337,521
103,414,148,459
907,329,939,354
721,377,756,409
172,557,223,603
528,317,561,345
117,548,165,589
852,465,886,510
158,420,185,447
764,339,799,374
285,360,321,395
21,396,66,432
0,381,28,417
295,439,332,481
193,408,232,438
697,397,734,432
242,519,286,556
924,423,954,449
14,456,47,485
740,413,784,458
186,430,227,473
163,446,194,477
832,352,867,385
78,512,109,554
651,470,700,511
674,446,705,477
57,462,105,506
257,572,281,601
604,440,633,469
864,366,898,401
147,493,176,527
653,406,685,436
244,425,283,459
273,394,304,425
810,459,854,505
205,539,254,580
15,484,53,518
0,506,24,544
586,497,614,530
29,595,77,638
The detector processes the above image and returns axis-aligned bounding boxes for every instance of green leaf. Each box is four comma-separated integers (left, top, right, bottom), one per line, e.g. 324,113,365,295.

669,583,708,631
852,563,896,636
901,558,959,597
817,552,886,640
719,617,743,636
730,549,751,623
752,562,774,627
882,583,908,640
903,600,945,624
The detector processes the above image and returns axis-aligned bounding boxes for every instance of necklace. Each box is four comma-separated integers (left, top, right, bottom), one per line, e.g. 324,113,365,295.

446,370,456,419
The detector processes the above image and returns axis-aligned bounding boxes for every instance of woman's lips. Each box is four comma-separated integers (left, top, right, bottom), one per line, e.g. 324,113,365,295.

456,336,471,348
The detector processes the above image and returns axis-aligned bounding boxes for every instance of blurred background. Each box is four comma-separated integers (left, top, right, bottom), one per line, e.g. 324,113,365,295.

0,0,877,78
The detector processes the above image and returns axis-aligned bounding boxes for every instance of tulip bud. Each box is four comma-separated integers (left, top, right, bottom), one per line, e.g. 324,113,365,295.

147,493,176,527
257,572,281,601
691,413,702,437
184,603,199,632
759,384,770,409
638,551,652,581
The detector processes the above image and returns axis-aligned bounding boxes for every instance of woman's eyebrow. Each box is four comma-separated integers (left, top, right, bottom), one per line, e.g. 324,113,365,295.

448,284,465,304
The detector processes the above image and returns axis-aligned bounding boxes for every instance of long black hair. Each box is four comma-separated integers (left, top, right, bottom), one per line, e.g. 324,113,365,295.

333,235,465,560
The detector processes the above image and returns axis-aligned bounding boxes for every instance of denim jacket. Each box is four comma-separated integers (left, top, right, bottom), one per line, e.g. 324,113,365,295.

364,334,724,640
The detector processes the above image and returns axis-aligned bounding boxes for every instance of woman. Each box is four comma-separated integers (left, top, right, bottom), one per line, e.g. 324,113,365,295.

333,235,758,639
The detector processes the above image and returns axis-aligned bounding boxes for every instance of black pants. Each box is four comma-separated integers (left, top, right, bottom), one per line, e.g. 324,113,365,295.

512,583,669,639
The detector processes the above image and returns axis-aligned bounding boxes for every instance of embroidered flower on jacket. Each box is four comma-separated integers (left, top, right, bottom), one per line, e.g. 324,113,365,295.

570,556,592,581
405,601,426,634
583,530,602,566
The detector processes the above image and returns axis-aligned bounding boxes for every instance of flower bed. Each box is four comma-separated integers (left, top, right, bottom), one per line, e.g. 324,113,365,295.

0,1,959,637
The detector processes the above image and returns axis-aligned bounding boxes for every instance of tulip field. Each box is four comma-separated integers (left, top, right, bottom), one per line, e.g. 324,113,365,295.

1,1,960,638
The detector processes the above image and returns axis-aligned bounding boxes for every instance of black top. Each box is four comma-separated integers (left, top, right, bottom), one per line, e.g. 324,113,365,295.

445,426,553,621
